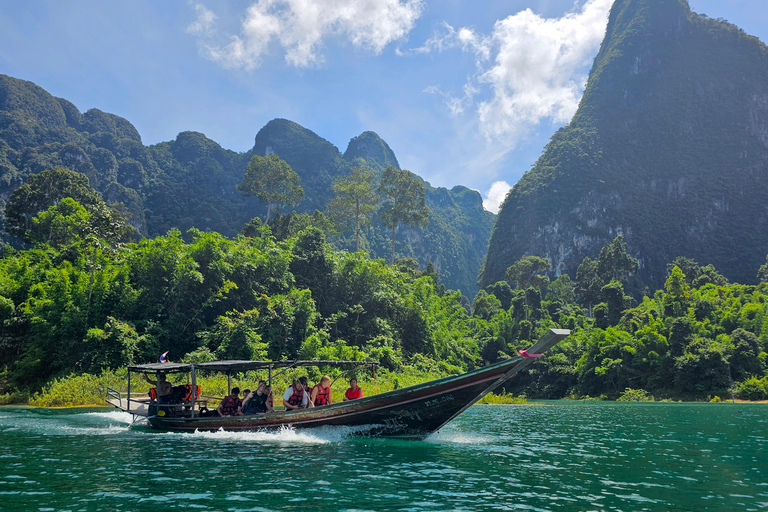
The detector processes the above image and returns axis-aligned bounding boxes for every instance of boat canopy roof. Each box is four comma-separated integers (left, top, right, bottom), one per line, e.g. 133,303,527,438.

128,360,377,374
195,359,378,373
128,362,192,373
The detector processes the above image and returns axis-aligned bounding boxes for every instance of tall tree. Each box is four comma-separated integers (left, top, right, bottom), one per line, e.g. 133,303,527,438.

31,198,133,328
576,256,602,317
327,166,378,252
505,255,551,320
237,154,304,223
4,167,101,243
596,235,639,283
377,166,430,264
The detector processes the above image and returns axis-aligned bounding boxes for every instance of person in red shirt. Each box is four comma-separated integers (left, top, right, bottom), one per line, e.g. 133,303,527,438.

343,378,363,401
217,387,241,416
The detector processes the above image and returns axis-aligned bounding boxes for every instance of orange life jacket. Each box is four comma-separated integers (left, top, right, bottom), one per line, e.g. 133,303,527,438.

181,385,201,402
149,388,157,400
287,386,304,407
345,387,363,400
313,384,330,406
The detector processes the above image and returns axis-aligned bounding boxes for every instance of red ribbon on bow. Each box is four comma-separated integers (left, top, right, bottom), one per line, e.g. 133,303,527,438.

518,350,542,359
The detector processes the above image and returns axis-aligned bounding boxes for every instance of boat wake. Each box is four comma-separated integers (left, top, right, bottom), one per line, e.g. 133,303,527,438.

85,410,138,425
164,423,382,444
425,430,494,446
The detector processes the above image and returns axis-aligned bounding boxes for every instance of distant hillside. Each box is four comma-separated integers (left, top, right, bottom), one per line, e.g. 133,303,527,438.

480,0,768,289
0,75,493,295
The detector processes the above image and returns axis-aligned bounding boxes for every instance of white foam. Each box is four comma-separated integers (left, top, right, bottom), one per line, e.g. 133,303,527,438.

85,411,136,425
425,431,493,445
164,423,378,444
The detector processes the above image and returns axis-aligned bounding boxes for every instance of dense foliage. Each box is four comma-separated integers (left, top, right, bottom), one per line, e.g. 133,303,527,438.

480,0,768,290
0,76,493,295
1,199,766,403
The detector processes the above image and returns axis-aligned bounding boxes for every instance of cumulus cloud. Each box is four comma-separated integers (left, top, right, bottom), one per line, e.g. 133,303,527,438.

188,0,425,69
477,0,613,139
411,0,613,142
482,181,512,213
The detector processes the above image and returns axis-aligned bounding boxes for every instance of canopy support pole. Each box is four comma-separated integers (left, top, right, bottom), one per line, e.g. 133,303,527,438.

268,364,272,386
227,373,232,396
127,369,131,413
191,366,197,418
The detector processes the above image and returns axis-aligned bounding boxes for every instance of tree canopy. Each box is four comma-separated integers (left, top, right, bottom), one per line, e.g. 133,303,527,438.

327,166,378,252
378,166,430,263
237,154,304,223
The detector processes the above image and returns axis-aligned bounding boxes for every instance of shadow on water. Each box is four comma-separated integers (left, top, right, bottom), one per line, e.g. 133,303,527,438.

0,402,766,511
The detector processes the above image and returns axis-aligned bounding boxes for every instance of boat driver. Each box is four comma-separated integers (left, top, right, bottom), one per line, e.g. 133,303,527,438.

240,381,269,415
282,377,309,411
144,373,173,403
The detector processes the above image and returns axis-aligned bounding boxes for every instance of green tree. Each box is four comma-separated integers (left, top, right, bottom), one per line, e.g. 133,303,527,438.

547,274,576,304
377,166,430,263
597,235,639,283
505,255,551,320
4,167,101,242
576,256,602,317
237,154,304,223
327,166,378,251
758,255,768,282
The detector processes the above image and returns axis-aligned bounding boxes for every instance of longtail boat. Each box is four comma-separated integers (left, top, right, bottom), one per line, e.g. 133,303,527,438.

107,328,569,437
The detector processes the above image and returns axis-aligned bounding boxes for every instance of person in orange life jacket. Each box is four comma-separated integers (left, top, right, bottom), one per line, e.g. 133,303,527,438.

310,375,332,407
144,373,173,403
343,378,363,401
282,377,309,411
217,387,241,417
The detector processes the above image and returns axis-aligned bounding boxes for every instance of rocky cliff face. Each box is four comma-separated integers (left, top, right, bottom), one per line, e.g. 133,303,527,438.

480,0,768,289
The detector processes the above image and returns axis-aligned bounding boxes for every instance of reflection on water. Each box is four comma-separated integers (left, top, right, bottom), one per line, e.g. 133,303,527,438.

0,402,765,511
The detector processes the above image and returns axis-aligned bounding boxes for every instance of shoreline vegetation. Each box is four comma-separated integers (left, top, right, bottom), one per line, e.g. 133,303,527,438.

1,169,767,407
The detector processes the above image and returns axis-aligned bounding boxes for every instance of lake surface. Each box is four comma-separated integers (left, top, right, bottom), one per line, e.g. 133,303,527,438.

0,402,765,512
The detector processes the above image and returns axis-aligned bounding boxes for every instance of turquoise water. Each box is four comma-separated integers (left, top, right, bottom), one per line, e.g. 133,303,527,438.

0,402,765,511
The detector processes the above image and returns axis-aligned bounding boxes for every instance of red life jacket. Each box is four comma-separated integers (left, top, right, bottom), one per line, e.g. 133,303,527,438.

287,386,305,407
345,387,363,400
221,395,239,416
313,384,330,406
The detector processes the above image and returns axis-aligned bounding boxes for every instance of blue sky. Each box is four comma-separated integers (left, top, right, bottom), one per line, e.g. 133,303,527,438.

0,0,765,212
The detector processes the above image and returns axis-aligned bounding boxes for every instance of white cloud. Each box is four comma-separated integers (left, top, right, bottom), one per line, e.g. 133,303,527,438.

410,0,613,142
187,4,216,37
483,181,512,213
477,0,613,139
188,0,425,69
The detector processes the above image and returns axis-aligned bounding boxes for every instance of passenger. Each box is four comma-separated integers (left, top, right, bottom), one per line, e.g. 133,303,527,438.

282,377,309,411
264,384,275,413
310,375,332,407
144,373,173,404
343,378,364,401
240,381,269,415
237,389,251,415
217,387,241,417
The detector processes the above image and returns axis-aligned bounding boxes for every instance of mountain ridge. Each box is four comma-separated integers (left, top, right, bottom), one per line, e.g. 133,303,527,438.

0,74,493,295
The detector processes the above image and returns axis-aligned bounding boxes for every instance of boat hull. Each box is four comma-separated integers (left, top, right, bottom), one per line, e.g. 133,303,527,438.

127,329,570,437
150,357,518,437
